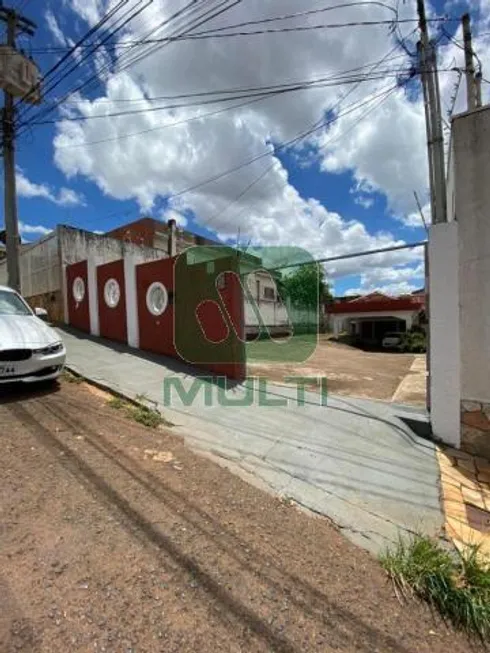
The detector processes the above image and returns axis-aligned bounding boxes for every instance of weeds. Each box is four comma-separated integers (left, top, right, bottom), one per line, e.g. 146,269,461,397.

63,370,83,384
380,535,490,640
107,395,165,429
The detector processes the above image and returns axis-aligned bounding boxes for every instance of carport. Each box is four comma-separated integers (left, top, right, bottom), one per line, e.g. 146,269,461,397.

327,293,425,345
352,316,407,345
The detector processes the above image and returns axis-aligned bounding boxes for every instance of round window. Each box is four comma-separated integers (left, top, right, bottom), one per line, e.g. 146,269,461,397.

146,282,168,317
104,278,121,309
73,277,85,303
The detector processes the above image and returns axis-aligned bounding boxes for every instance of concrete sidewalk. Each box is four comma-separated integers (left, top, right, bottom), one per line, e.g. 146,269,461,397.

60,327,443,554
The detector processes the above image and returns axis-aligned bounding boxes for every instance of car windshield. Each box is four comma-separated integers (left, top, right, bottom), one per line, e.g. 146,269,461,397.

0,290,32,316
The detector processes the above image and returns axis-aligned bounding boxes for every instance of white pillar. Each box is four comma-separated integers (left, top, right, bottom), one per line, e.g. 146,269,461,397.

124,255,139,349
429,222,461,447
87,255,100,337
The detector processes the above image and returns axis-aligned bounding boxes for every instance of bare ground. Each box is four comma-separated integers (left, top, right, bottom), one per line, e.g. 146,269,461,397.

249,337,425,404
0,379,475,653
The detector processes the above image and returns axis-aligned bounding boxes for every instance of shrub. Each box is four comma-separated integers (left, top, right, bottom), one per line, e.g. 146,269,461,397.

380,535,490,640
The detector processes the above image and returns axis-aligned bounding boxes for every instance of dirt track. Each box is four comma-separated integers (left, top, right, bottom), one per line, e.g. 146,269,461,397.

249,338,425,404
0,380,475,652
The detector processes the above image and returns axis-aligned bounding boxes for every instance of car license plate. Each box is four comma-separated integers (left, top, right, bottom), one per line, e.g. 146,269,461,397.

0,365,16,377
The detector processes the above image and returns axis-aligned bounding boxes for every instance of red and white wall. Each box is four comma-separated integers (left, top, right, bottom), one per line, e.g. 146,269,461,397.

65,252,246,380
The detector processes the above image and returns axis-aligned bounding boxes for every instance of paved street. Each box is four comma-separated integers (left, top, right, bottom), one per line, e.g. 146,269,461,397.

60,328,442,553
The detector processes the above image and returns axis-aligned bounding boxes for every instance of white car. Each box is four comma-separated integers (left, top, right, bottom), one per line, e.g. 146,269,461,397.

381,332,404,350
0,285,66,383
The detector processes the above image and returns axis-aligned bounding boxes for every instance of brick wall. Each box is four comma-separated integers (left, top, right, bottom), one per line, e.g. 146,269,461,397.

461,401,490,459
26,290,64,323
106,217,157,247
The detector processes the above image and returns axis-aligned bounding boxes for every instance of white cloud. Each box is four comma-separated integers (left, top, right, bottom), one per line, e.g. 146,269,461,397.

19,222,53,237
353,194,374,210
399,201,431,229
343,262,425,296
70,0,102,26
345,281,422,297
160,208,188,228
16,169,85,207
45,9,66,46
53,1,489,277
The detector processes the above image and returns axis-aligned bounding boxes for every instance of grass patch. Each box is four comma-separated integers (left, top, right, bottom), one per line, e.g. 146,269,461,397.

380,534,490,640
107,395,166,429
63,370,83,384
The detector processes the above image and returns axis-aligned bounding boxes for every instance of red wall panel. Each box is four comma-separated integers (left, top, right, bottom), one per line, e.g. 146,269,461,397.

137,258,176,357
97,259,127,344
66,260,90,333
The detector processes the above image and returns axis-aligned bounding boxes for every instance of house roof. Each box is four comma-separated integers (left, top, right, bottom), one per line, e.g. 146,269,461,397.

327,291,425,315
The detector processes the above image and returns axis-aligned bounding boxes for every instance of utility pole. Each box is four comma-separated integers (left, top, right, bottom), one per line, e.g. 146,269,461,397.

462,13,481,111
417,0,447,225
0,5,37,292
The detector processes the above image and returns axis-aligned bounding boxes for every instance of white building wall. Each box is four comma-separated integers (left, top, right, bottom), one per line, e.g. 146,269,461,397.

59,226,163,326
453,107,490,405
428,222,461,447
0,232,61,296
450,106,490,457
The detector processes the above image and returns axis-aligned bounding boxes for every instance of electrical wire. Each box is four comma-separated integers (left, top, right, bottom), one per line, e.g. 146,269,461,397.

53,93,282,150
201,30,419,231
27,11,457,53
16,0,204,131
25,69,422,126
18,0,243,134
16,0,154,125
81,83,403,230
16,0,132,108
49,53,416,150
55,55,412,105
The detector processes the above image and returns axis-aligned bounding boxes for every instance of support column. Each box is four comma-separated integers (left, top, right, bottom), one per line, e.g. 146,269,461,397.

87,255,100,337
124,255,139,349
429,222,460,447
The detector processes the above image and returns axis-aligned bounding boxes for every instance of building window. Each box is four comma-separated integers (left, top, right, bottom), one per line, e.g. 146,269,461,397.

146,282,168,317
104,278,121,309
263,286,275,300
72,277,85,303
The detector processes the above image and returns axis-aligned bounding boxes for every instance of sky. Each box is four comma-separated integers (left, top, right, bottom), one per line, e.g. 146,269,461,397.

4,0,490,296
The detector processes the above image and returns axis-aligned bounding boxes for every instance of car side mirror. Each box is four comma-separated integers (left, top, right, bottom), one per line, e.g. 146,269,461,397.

34,307,48,320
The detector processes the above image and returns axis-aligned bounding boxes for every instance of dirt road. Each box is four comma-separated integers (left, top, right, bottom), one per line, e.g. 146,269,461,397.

0,380,474,652
249,338,425,404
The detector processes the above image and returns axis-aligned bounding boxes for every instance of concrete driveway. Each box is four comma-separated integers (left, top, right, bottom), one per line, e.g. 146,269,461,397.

59,328,442,554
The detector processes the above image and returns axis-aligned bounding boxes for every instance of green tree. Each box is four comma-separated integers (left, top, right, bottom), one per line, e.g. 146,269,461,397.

279,264,331,309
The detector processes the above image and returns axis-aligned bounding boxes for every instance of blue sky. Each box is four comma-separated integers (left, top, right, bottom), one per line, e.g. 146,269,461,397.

5,0,489,295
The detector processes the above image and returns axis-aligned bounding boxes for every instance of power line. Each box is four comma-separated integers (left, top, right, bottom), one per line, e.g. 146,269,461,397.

16,0,133,108
24,70,421,126
81,83,402,230
18,0,244,133
176,18,456,40
16,0,154,124
57,56,412,104
198,30,420,232
53,93,280,150
49,55,416,150
28,14,458,53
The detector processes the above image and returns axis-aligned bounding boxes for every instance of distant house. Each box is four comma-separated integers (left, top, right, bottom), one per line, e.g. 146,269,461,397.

325,291,426,345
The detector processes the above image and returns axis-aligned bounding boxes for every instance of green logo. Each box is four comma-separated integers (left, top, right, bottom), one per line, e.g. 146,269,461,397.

173,246,320,365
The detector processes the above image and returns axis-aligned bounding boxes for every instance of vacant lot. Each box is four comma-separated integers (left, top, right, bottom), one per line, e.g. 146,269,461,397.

248,336,426,405
0,379,469,652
